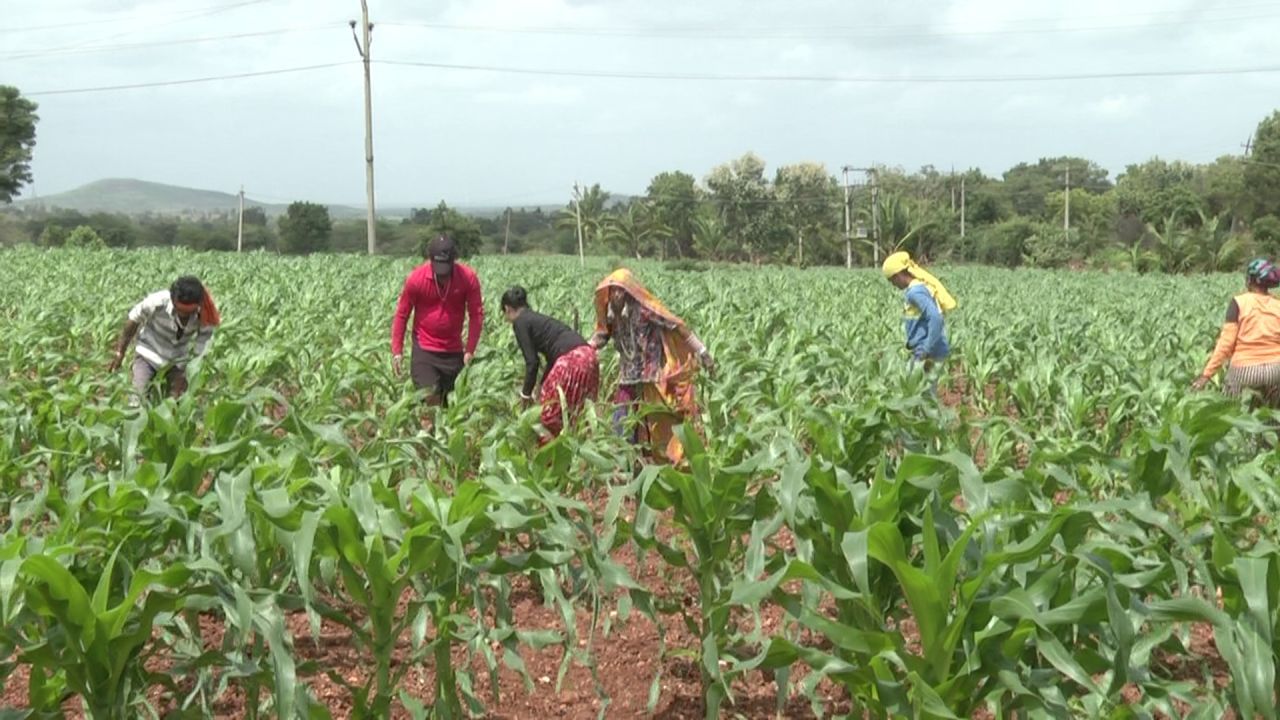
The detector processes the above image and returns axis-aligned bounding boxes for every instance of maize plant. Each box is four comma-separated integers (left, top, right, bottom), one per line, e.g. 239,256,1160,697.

4,247,1280,718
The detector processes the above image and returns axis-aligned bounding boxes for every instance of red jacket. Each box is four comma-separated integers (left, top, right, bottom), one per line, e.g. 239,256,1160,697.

391,262,484,355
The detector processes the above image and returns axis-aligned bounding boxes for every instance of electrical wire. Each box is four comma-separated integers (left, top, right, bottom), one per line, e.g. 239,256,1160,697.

2,24,344,61
25,62,351,96
379,3,1280,42
1,0,272,34
375,58,1280,84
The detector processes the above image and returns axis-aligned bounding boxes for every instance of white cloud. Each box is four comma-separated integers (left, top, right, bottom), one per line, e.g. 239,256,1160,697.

7,0,1280,203
474,83,584,105
1089,93,1148,120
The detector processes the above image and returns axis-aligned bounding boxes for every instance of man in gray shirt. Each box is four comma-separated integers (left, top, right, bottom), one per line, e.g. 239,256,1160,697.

107,275,221,404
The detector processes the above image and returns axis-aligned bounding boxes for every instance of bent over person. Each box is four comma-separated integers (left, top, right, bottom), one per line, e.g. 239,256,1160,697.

108,275,221,404
391,234,484,408
501,286,600,441
881,251,956,367
589,268,714,464
1193,258,1280,404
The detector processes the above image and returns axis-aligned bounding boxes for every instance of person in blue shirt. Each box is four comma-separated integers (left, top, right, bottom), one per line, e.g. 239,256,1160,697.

881,251,956,371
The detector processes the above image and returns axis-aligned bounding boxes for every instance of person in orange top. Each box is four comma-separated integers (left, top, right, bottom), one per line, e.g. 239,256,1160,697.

589,269,715,464
1193,258,1280,403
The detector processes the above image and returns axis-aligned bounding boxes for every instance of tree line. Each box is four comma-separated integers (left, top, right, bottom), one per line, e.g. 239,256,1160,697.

2,76,1278,272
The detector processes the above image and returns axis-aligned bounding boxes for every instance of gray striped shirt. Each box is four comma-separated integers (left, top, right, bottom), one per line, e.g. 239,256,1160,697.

128,290,215,368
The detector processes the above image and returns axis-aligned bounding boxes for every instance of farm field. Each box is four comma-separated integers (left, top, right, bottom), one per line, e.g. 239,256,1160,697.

2,246,1279,719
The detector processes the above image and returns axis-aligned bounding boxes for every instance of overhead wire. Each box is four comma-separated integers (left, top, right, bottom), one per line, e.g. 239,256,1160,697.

2,24,345,61
0,0,271,33
25,62,352,96
375,59,1280,84
378,2,1280,42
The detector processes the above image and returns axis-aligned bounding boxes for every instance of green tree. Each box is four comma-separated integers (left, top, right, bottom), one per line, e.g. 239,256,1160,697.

772,162,839,265
1203,155,1249,228
278,201,332,254
1245,110,1280,219
38,223,67,247
691,208,729,261
706,153,771,262
419,200,482,258
1251,215,1280,257
1045,188,1118,257
64,225,105,250
555,183,610,255
243,206,268,226
1003,157,1111,217
604,202,665,259
0,86,39,204
1114,158,1204,225
646,171,700,258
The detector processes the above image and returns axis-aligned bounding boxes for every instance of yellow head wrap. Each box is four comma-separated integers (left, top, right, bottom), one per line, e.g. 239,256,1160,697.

881,251,957,313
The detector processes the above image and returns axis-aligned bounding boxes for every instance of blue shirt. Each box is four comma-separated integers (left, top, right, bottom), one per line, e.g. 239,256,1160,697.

902,282,949,360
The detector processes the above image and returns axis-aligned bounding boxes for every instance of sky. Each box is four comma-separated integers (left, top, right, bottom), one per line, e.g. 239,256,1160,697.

5,0,1279,208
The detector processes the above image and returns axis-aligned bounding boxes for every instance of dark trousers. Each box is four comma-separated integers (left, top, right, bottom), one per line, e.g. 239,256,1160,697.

410,344,464,407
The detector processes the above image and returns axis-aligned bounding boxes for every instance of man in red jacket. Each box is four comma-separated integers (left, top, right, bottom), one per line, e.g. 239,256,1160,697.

391,234,485,408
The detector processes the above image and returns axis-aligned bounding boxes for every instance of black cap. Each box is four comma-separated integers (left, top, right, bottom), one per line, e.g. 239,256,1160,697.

428,234,457,275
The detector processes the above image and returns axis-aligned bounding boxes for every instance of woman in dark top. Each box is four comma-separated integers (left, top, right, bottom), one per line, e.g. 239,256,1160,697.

501,286,600,441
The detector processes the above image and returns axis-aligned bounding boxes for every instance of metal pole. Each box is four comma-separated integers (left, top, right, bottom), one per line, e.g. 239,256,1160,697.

842,165,852,269
573,182,585,268
351,5,377,255
236,185,244,252
503,207,511,255
960,177,966,240
870,169,880,265
1063,165,1071,240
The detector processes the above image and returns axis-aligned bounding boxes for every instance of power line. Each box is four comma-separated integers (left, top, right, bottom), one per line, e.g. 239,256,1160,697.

1,0,272,33
25,62,351,96
376,58,1280,84
2,24,343,61
381,8,1280,42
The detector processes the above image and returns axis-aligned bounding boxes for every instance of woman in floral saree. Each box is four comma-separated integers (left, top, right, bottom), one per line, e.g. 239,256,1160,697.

589,269,715,464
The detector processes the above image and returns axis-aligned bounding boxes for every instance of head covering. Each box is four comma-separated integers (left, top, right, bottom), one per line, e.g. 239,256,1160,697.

428,234,457,276
594,268,685,330
171,276,220,328
1247,258,1280,289
198,290,221,327
593,268,700,464
881,251,957,312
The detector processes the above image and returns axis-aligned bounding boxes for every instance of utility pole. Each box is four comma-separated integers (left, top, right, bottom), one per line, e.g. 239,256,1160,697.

572,182,585,268
960,177,966,240
503,207,511,255
350,4,377,255
236,185,244,252
870,169,880,265
841,165,852,269
950,166,956,213
1063,164,1071,239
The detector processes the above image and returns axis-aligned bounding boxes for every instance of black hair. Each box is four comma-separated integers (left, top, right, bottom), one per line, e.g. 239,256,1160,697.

170,276,205,305
500,286,529,311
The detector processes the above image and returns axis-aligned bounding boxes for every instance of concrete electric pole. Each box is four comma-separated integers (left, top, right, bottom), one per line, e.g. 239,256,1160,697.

572,182,585,268
841,165,852,269
350,4,377,255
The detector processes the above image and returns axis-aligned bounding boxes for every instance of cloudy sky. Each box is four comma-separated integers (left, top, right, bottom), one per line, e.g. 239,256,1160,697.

5,0,1278,207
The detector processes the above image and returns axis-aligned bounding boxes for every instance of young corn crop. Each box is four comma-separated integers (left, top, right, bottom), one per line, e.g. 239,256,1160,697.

2,246,1279,718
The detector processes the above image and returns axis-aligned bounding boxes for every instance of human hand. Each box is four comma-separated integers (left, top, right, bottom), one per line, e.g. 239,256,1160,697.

392,354,403,377
107,350,124,373
699,350,716,378
464,352,475,366
1191,376,1210,391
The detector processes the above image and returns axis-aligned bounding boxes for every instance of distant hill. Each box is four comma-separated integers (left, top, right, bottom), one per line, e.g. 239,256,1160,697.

12,178,568,220
15,179,366,219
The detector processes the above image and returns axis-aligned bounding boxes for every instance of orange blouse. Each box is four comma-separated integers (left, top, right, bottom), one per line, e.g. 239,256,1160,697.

1201,292,1280,378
